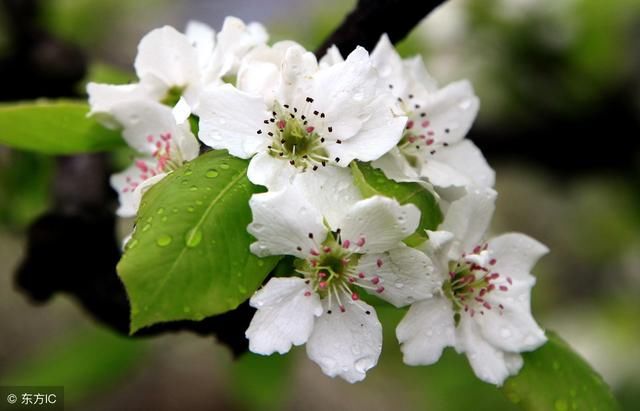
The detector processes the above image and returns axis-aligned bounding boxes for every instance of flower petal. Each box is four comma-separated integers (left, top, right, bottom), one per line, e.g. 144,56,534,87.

396,297,456,365
246,277,322,355
370,34,410,95
424,140,495,189
339,196,420,254
197,84,269,158
415,80,479,145
357,245,441,307
134,26,200,100
440,188,497,257
185,20,216,69
110,161,166,217
456,318,518,385
246,151,297,190
403,55,439,93
306,300,382,383
487,233,549,281
318,45,344,68
87,83,148,128
248,187,326,259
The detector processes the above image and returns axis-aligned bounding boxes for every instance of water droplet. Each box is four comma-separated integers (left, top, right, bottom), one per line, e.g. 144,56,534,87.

172,207,179,213
187,206,195,213
238,285,247,294
185,228,203,247
195,200,203,205
156,234,172,247
257,260,265,267
126,239,138,250
219,163,230,170
206,169,219,178
554,399,568,411
141,223,151,232
181,180,189,185
161,216,168,222
183,306,191,313
145,216,153,223
184,169,193,176
189,185,198,191
156,207,165,215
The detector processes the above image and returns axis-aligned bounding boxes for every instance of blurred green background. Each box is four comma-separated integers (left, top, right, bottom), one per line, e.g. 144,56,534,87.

1,0,639,410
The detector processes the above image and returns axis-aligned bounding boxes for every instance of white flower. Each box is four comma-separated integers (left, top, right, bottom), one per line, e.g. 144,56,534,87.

196,44,407,190
361,34,494,193
87,17,267,126
245,169,439,382
396,188,548,385
109,100,199,217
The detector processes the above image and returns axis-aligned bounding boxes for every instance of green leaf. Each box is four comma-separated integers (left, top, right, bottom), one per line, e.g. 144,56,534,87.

117,150,281,333
350,161,442,246
502,331,620,411
0,100,124,154
230,353,293,411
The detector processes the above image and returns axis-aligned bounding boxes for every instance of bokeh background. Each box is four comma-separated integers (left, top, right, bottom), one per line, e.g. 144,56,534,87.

1,0,639,410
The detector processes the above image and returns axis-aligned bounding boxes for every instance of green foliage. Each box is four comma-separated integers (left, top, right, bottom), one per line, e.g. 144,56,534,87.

117,150,281,333
350,161,442,246
231,353,293,411
0,101,124,154
0,327,145,405
503,331,620,411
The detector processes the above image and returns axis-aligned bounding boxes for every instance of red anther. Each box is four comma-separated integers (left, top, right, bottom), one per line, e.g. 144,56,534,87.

479,289,487,297
147,135,154,142
356,237,366,247
499,285,508,291
488,273,500,279
475,297,484,303
427,131,434,136
371,276,380,285
351,293,359,301
487,284,496,291
323,246,331,253
483,302,492,310
340,305,346,312
489,258,497,265
304,291,311,296
318,272,327,278
135,160,149,172
376,286,385,293
277,119,286,129
426,138,434,145
342,239,351,249
406,120,414,129
421,120,430,128
341,258,349,265
408,136,417,143
305,126,315,133
310,260,318,267
507,277,513,285
358,272,365,279
376,258,383,268
319,281,327,289
310,249,319,256
348,277,356,283
473,246,482,254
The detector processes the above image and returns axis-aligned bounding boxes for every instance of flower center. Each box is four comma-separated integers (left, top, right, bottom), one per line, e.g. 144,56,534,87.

257,99,335,171
121,132,183,194
295,231,385,314
442,244,511,325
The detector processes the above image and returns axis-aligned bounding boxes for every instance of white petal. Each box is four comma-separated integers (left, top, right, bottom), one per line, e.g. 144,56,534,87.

318,45,344,68
172,96,192,124
403,56,439,93
371,148,420,182
196,84,269,158
326,94,407,163
370,34,409,95
476,298,547,353
276,45,319,107
134,26,200,99
357,245,442,307
87,83,149,128
440,188,497,257
487,233,549,281
246,151,297,190
396,297,456,365
306,300,382,383
110,161,166,217
248,188,326,259
310,47,380,140
414,80,479,145
339,196,420,254
185,20,216,69
456,318,517,386
424,140,495,189
246,277,323,355
420,158,473,188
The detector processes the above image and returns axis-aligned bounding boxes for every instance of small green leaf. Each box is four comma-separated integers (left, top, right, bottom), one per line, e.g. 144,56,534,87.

0,100,123,154
118,150,281,333
503,331,620,411
350,161,442,246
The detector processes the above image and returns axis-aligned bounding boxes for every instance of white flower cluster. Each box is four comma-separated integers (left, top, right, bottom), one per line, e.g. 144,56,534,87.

89,17,548,386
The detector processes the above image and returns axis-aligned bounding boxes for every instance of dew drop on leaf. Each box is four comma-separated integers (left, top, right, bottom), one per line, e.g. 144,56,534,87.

206,169,219,178
156,234,172,247
185,228,203,248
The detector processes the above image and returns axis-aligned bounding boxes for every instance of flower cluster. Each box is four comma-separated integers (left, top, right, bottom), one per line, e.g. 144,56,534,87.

90,17,547,385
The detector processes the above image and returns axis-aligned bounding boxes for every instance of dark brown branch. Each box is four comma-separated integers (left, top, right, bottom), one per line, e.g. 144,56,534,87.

315,0,446,56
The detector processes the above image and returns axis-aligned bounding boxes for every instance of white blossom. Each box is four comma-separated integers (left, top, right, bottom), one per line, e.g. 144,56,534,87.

245,169,439,382
197,43,407,190
396,188,548,385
